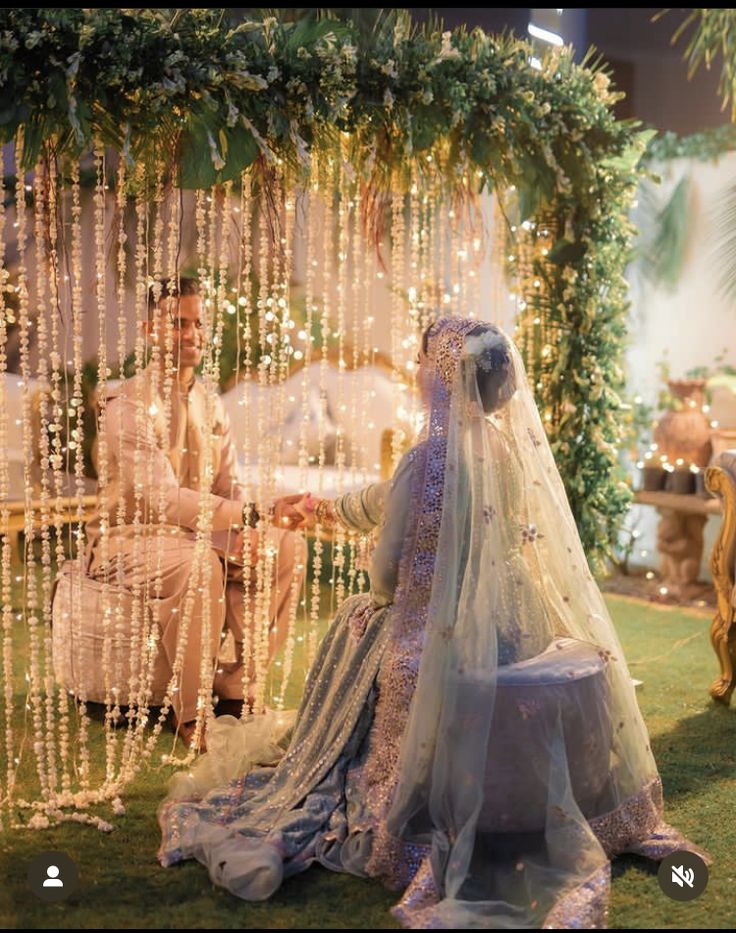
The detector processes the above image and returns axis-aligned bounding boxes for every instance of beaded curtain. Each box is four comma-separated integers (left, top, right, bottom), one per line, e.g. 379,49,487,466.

0,139,525,830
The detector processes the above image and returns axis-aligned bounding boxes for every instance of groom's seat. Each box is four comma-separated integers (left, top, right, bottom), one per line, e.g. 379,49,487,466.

478,637,612,833
51,559,162,706
51,560,237,706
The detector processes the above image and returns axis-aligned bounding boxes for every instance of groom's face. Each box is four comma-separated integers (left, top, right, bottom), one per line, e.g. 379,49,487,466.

148,294,204,369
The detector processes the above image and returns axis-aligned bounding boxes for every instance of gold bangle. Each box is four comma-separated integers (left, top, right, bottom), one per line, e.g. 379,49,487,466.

315,498,336,527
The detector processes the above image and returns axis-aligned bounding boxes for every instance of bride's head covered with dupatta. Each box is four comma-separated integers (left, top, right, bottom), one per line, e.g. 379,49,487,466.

363,315,704,928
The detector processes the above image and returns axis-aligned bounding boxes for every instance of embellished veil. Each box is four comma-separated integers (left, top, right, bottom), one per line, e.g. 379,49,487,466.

357,316,707,927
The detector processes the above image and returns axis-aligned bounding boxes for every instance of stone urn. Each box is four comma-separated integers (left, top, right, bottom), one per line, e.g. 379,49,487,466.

653,379,712,468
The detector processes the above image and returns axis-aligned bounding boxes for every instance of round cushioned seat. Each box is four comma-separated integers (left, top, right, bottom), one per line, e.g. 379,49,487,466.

52,560,239,706
477,637,613,833
51,560,159,705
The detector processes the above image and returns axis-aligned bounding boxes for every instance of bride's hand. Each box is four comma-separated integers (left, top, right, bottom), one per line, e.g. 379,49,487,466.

294,493,332,530
299,494,337,529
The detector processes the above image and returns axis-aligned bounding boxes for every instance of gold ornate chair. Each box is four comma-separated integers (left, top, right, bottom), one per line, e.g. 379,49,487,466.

704,451,736,704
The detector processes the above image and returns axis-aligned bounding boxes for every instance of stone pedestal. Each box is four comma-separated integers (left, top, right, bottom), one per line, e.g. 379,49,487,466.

632,489,723,601
655,507,708,597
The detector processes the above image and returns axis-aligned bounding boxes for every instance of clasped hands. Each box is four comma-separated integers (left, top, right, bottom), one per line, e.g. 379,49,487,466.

273,492,334,531
231,493,332,562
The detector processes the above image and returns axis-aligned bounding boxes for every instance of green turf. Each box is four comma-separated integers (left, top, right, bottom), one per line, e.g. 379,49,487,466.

0,577,733,928
606,597,735,929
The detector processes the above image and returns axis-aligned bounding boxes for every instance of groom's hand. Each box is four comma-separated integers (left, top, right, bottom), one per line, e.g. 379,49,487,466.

272,494,306,531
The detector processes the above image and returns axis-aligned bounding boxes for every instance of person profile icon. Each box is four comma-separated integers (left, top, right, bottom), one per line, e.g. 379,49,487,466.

42,865,63,888
28,851,78,901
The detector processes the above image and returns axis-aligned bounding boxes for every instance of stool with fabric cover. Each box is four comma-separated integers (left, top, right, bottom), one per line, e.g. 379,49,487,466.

478,637,613,833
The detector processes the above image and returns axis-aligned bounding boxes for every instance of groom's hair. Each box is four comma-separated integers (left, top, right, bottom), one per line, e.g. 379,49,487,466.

147,277,200,318
421,321,516,413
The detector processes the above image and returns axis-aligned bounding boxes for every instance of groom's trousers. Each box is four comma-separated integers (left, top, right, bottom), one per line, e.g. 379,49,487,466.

86,525,306,723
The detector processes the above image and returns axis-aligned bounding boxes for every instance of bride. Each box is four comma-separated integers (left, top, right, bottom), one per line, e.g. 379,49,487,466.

158,315,708,927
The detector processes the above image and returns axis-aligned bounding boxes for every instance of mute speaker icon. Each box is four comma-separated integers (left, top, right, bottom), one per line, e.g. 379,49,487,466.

658,850,708,901
671,865,695,888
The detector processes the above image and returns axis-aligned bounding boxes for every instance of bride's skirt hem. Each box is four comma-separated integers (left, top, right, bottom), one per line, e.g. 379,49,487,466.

373,775,710,929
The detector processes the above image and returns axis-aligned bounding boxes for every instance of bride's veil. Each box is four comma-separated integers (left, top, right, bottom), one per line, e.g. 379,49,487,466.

367,317,687,926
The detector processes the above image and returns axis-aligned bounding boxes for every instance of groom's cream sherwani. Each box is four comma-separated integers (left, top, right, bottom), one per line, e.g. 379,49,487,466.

84,361,306,721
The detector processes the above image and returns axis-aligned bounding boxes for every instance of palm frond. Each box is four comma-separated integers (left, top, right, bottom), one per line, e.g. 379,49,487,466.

662,9,736,120
637,174,691,291
711,179,736,300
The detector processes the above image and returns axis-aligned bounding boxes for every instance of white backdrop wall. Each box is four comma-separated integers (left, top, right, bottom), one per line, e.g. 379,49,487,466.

624,152,736,582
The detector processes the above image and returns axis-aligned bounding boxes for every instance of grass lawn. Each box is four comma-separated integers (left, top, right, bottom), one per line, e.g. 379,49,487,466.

0,576,733,928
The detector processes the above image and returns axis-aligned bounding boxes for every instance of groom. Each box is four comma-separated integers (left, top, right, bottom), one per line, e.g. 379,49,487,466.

84,277,307,749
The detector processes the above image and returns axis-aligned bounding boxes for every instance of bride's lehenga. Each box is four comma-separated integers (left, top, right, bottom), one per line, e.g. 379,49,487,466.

158,317,709,928
157,452,413,894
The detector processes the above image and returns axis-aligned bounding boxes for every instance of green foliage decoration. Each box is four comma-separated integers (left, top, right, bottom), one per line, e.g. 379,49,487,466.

0,7,653,568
